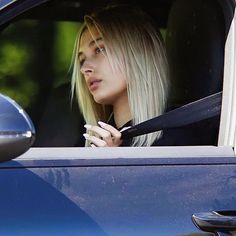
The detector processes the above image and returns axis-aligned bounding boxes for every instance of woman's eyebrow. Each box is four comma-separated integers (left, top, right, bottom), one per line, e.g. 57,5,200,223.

89,37,103,47
78,37,103,58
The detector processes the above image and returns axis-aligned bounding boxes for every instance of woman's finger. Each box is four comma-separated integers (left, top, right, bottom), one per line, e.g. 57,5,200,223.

84,124,113,144
83,133,108,147
98,121,122,140
97,121,122,146
83,122,123,147
120,126,131,132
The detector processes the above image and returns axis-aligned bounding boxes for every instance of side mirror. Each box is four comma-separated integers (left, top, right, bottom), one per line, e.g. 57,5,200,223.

0,93,35,162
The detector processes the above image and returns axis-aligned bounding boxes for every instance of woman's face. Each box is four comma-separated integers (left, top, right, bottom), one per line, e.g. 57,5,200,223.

79,27,128,106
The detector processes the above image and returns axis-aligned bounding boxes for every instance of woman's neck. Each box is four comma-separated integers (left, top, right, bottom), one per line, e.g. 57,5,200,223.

113,94,132,129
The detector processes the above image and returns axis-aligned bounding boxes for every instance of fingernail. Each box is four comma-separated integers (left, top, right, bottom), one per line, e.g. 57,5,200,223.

84,124,92,129
98,121,107,127
83,133,90,139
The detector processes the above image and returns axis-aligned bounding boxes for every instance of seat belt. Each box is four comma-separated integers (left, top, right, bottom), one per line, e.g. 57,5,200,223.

121,91,222,139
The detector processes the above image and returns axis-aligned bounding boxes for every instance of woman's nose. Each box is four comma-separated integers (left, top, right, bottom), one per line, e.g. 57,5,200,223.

80,61,94,77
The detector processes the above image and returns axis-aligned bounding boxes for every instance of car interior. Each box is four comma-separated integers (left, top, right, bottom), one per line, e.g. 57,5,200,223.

0,0,235,147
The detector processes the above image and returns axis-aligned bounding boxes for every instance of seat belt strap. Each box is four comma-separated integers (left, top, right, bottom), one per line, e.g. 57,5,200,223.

121,91,222,139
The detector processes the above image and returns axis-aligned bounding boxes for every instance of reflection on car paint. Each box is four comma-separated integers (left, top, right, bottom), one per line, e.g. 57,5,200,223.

28,165,236,236
0,0,18,11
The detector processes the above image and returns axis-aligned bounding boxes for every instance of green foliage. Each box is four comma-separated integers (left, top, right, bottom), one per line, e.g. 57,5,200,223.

0,19,80,109
53,22,80,86
0,25,37,108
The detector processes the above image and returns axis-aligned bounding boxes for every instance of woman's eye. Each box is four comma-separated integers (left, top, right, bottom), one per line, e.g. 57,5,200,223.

95,47,105,54
79,59,85,66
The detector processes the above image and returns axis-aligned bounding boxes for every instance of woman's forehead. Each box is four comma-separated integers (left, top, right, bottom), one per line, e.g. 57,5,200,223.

80,27,102,47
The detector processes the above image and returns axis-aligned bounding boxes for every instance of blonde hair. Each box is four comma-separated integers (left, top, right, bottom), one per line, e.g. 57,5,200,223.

71,5,169,146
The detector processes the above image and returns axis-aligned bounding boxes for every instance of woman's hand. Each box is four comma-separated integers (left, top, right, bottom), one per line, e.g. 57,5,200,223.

83,121,123,147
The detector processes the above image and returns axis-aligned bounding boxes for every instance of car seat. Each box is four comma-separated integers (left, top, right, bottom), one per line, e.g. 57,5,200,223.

164,0,235,145
33,82,85,147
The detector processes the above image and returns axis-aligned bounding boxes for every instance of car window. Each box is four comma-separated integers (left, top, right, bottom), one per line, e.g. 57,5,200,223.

0,19,79,106
0,16,169,148
0,0,234,151
0,18,80,131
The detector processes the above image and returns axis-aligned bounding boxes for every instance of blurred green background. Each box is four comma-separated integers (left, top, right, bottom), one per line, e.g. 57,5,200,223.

0,19,80,125
0,19,80,106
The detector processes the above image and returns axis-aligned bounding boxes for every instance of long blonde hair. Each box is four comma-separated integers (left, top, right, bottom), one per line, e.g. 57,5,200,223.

71,5,169,146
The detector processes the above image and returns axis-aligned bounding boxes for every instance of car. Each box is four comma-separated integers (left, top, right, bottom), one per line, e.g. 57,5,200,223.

0,0,236,235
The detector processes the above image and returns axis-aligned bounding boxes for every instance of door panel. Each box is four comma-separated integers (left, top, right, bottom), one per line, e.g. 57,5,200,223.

1,164,235,235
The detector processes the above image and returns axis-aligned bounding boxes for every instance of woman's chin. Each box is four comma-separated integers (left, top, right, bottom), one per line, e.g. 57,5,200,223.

93,96,108,105
93,95,112,105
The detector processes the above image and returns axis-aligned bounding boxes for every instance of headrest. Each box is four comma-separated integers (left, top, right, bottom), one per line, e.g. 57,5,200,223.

166,0,235,108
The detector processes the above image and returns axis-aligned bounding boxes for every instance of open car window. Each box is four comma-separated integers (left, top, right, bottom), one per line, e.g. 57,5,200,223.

0,17,86,147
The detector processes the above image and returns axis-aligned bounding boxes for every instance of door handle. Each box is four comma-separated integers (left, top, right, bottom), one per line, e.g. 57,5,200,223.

192,211,236,236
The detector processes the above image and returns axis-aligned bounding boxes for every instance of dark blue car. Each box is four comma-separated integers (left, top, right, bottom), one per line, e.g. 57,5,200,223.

0,0,236,235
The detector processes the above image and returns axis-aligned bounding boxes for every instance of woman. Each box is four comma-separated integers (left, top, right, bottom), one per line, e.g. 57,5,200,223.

71,4,169,147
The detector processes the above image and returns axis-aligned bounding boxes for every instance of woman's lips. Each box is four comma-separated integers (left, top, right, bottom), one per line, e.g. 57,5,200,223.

89,80,102,92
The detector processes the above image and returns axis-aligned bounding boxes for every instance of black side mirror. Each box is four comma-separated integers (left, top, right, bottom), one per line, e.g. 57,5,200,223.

0,93,35,162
